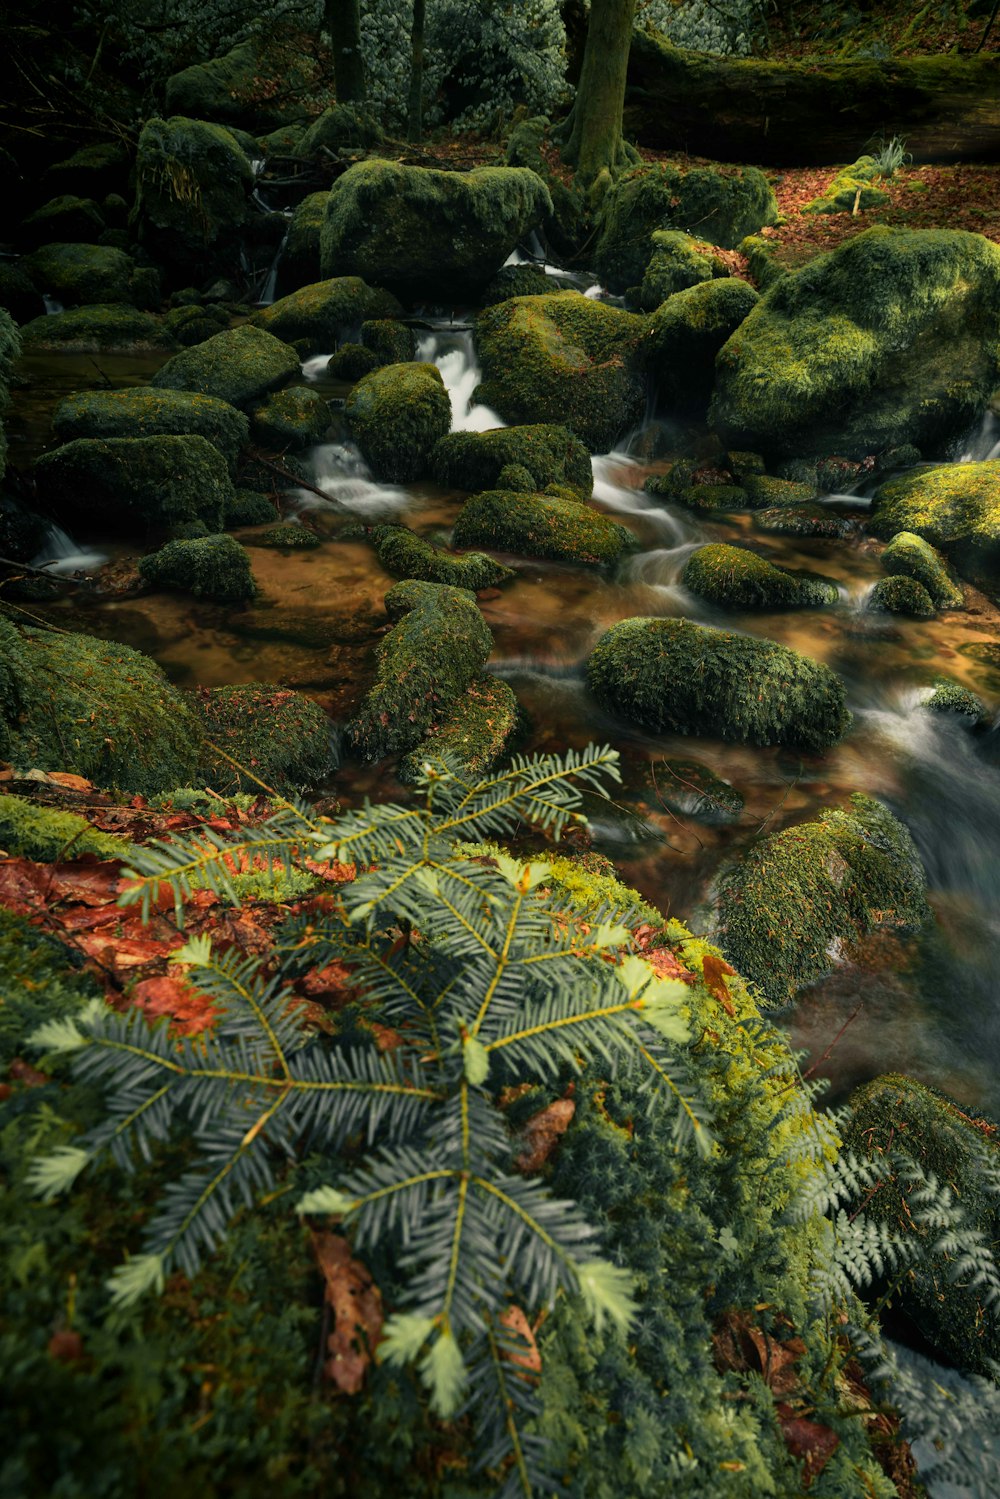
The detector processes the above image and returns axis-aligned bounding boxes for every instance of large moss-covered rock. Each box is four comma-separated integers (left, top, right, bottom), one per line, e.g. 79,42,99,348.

294,104,382,157
19,195,106,250
53,388,249,472
139,534,256,601
165,36,318,130
19,305,169,350
348,580,493,760
134,117,253,267
320,161,552,302
345,362,451,483
361,319,416,366
277,190,326,295
629,229,728,311
587,616,850,750
867,574,936,618
474,293,645,452
34,434,233,533
250,386,329,450
398,675,518,783
43,141,131,202
595,164,777,294
0,262,44,323
711,227,1000,461
0,618,201,795
194,683,335,793
254,277,401,355
161,303,230,346
869,461,1000,575
23,243,135,306
712,794,928,1005
452,489,635,566
639,278,759,415
682,543,837,610
370,525,514,589
151,325,300,409
431,423,593,498
880,529,964,608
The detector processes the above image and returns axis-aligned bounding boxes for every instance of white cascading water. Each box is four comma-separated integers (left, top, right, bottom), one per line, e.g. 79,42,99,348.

415,328,503,432
257,229,289,307
42,295,64,315
290,442,409,522
958,407,1000,463
30,523,107,574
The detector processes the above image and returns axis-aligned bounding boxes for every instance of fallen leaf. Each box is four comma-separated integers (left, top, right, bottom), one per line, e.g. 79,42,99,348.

47,1330,84,1363
777,1405,840,1485
516,1097,576,1172
499,1305,542,1375
46,773,96,792
131,975,220,1036
701,952,737,1016
301,959,357,1006
9,1058,49,1088
644,946,696,983
311,1231,383,1395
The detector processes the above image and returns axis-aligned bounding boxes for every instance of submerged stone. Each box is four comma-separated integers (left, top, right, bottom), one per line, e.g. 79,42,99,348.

867,575,936,617
151,325,301,409
345,362,451,483
682,543,838,610
432,423,593,499
452,489,635,567
753,505,858,539
655,758,744,824
53,387,249,472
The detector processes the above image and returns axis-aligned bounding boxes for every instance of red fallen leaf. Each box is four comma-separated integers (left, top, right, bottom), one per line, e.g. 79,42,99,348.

644,946,696,983
9,1057,49,1087
701,952,737,1017
74,933,181,977
47,1330,84,1363
517,1097,576,1173
304,857,357,884
368,1022,404,1052
302,959,357,1005
777,1404,840,1485
194,909,276,956
311,1231,383,1395
131,975,220,1036
499,1305,542,1376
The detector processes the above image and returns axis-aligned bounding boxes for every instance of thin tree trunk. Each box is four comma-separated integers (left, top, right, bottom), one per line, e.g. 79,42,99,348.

407,0,426,143
559,0,638,188
324,0,366,103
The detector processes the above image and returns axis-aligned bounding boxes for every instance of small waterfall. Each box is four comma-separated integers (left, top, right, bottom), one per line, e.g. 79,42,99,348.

300,353,334,381
291,441,410,521
31,523,107,574
957,408,1000,464
415,329,504,433
591,451,695,544
257,230,289,307
42,295,64,316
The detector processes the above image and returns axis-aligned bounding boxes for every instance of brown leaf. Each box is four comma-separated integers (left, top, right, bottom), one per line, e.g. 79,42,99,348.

712,1310,805,1397
9,1057,49,1088
131,976,220,1036
644,946,696,983
301,959,357,1006
46,773,96,792
47,1330,84,1363
312,1231,383,1395
499,1305,542,1376
516,1098,576,1173
701,952,737,1016
777,1405,840,1485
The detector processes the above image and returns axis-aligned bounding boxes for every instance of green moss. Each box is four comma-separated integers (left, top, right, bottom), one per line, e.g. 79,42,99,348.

4,621,201,796
842,1073,1000,1378
645,476,748,512
370,524,514,589
479,263,551,306
247,524,319,550
224,489,278,527
19,304,170,351
194,683,334,793
250,386,329,450
326,343,379,381
431,423,593,498
725,449,766,480
867,574,936,617
802,156,890,216
19,195,105,249
398,674,519,783
474,293,645,452
656,758,744,824
348,580,493,760
293,104,382,157
713,794,929,1005
254,278,402,355
711,226,1000,460
587,616,851,751
345,362,451,483
53,388,249,473
639,278,759,414
926,677,985,718
870,461,1000,575
34,434,233,534
742,473,818,507
320,160,552,301
0,792,130,862
139,535,256,602
452,489,635,566
361,319,416,366
0,307,19,485
134,116,253,265
880,529,964,608
753,505,858,539
151,325,301,410
278,191,326,295
629,229,728,311
164,34,318,130
682,543,837,610
162,303,230,346
738,233,787,292
23,242,135,307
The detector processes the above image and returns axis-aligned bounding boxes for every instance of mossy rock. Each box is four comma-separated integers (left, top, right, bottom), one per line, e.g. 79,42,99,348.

711,226,1000,461
254,277,402,356
19,195,106,250
474,293,645,452
743,474,819,508
162,303,230,346
43,140,131,202
246,524,319,550
753,505,858,540
345,362,451,483
277,190,326,295
0,496,48,562
53,388,249,472
587,616,850,751
34,434,233,534
250,386,329,450
712,794,928,1005
0,792,130,862
682,543,838,610
644,474,748,512
0,261,44,323
639,277,759,414
320,160,552,302
293,104,382,156
348,580,493,760
194,682,335,793
870,462,1000,577
880,529,963,608
164,35,317,130
505,115,586,260
23,242,135,306
398,675,519,784
595,163,777,293
926,677,985,718
867,575,936,618
654,758,744,824
452,489,635,567
1,618,201,796
224,489,278,527
370,524,514,589
19,305,169,351
628,230,729,311
326,343,380,381
802,156,890,216
361,319,416,366
841,1073,1000,1378
431,423,593,499
479,263,552,307
151,325,301,409
139,534,256,602
739,233,787,292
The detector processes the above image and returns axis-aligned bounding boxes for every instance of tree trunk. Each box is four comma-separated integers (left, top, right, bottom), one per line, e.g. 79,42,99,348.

559,0,639,188
407,0,426,143
324,0,366,103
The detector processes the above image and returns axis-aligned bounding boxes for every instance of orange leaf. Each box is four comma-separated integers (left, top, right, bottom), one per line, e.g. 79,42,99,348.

312,1231,383,1395
516,1098,576,1173
499,1305,542,1376
701,953,737,1017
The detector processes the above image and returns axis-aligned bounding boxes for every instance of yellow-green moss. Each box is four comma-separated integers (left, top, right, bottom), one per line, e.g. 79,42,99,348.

870,461,1000,575
639,277,759,414
0,793,131,862
151,325,301,410
345,362,451,483
452,488,635,566
398,675,519,782
53,388,249,472
254,277,402,355
880,529,964,608
682,542,837,610
370,524,514,589
23,242,134,306
431,423,593,498
250,386,330,450
139,535,256,602
801,156,890,216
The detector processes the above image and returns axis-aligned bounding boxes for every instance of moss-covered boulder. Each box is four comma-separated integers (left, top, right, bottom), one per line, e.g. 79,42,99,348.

134,116,253,268
19,195,106,250
345,362,451,483
926,677,985,718
587,616,850,750
479,263,552,307
277,190,326,295
361,319,416,366
870,461,1000,576
224,489,278,527
151,325,300,409
431,423,593,498
474,293,645,452
162,302,230,346
867,575,936,617
712,795,928,1006
23,243,135,306
743,473,819,507
398,676,518,783
0,262,44,323
452,490,634,566
753,505,858,540
139,534,256,601
250,386,329,450
348,580,493,760
682,543,838,610
802,156,890,216
19,305,169,350
164,36,317,130
842,1074,1000,1378
595,164,777,294
639,278,759,415
254,277,401,355
629,230,729,311
293,104,382,157
194,683,335,793
370,525,514,589
53,388,249,472
0,792,130,862
246,523,319,549
320,161,552,302
711,227,1000,460
326,344,379,381
34,434,233,533
0,618,201,796
880,529,963,608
